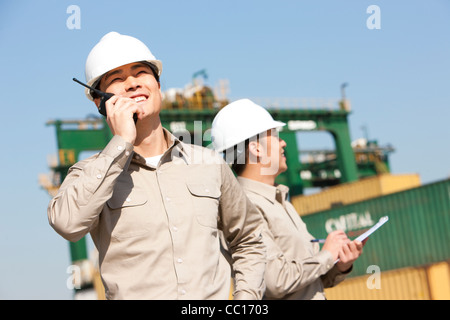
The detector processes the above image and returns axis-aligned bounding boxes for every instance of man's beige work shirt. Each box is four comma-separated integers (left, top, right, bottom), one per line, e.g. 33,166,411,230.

237,177,349,300
48,129,266,300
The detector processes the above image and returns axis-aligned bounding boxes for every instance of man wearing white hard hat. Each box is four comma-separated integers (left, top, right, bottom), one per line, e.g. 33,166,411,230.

211,99,364,300
48,32,266,300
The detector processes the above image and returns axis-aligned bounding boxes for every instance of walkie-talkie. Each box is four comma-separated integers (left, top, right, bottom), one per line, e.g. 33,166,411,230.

73,78,138,124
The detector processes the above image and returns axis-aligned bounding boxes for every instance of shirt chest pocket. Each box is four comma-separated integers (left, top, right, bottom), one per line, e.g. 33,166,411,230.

186,182,221,229
106,189,150,239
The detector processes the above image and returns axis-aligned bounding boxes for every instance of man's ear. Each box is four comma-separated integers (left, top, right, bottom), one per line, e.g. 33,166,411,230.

93,97,101,108
248,141,261,163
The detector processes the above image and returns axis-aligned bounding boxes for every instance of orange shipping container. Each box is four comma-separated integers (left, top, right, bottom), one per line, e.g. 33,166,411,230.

292,173,421,216
325,261,450,300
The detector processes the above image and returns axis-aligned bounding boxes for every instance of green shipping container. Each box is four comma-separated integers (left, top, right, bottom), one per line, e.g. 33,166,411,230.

302,179,450,277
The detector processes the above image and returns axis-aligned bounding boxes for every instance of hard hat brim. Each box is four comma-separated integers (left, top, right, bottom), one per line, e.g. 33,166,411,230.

214,120,286,153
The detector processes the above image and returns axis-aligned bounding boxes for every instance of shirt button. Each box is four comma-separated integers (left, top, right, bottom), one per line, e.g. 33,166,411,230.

177,258,183,263
172,226,178,232
166,197,171,201
180,289,186,295
117,146,123,151
96,174,102,179
125,151,130,156
126,197,131,202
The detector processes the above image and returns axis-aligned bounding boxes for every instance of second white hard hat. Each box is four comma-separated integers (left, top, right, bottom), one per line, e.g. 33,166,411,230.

84,31,163,100
211,99,286,153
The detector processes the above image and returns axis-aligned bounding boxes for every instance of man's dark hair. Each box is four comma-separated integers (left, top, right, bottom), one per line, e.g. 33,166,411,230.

230,140,250,176
227,133,260,175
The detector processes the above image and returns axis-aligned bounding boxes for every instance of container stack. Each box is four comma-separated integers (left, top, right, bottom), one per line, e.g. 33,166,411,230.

299,178,450,300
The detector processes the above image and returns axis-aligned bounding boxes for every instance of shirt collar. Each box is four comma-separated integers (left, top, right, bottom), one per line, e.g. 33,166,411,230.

237,176,289,205
131,127,190,167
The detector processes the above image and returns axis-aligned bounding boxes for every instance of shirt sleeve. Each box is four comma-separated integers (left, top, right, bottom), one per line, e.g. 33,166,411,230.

321,264,352,288
218,163,267,300
47,135,134,242
260,216,336,298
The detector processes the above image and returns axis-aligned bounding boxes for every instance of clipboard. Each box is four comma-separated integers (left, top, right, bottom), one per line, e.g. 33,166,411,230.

333,216,389,264
354,215,389,242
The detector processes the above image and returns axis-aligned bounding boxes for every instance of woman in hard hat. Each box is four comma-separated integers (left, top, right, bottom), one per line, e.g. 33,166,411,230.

211,99,364,300
48,32,266,300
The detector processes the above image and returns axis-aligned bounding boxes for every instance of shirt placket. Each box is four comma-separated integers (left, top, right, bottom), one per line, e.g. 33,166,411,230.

156,162,190,298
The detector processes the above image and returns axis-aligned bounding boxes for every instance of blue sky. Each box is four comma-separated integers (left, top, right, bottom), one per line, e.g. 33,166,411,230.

0,0,449,299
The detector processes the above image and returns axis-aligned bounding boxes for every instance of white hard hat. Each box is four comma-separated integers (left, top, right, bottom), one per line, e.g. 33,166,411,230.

84,31,163,100
211,99,286,153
